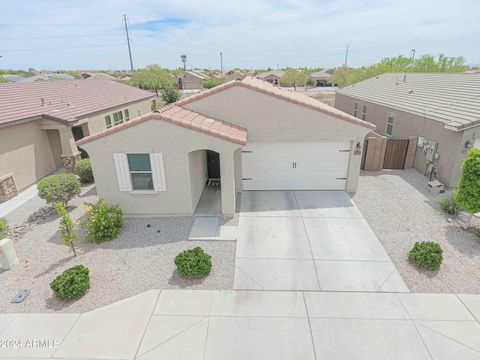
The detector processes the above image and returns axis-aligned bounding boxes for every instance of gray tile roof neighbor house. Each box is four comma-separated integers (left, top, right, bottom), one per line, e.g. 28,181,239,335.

336,73,480,131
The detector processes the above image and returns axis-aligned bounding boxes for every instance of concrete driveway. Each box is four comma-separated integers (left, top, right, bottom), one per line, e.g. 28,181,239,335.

234,191,409,292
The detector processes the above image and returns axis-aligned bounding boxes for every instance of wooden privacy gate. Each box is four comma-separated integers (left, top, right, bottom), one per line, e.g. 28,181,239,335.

383,139,410,169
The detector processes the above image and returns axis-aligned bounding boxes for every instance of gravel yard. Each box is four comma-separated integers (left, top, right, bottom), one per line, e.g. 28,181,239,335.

353,169,480,294
0,185,235,313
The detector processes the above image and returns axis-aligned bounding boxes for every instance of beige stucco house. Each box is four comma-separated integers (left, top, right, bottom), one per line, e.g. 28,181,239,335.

255,70,285,85
0,79,156,202
77,77,374,217
177,71,208,90
336,73,480,187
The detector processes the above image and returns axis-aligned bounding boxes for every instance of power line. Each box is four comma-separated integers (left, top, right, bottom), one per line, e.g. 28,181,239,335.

0,33,123,40
1,43,124,52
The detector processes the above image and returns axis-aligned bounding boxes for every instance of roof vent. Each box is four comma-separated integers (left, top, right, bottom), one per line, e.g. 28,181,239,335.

403,74,407,82
40,98,45,106
66,102,71,107
408,89,414,94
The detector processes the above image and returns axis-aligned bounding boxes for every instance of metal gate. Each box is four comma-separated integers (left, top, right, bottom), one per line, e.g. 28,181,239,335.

383,139,410,169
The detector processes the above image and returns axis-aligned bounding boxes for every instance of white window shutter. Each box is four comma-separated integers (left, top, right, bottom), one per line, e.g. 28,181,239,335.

113,153,132,191
150,153,167,191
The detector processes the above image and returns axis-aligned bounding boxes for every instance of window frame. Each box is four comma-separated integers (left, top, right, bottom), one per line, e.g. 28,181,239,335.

127,154,154,191
353,102,358,117
361,105,367,121
386,114,395,136
124,109,130,121
105,115,112,128
113,111,124,125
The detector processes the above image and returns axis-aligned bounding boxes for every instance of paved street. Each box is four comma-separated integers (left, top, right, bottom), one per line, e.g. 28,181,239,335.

234,191,408,292
1,290,479,359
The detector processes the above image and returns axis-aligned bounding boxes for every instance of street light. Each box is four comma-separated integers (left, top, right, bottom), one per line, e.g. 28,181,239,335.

181,55,187,70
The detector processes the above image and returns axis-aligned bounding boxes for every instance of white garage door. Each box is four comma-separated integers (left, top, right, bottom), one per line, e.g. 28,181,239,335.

242,141,351,190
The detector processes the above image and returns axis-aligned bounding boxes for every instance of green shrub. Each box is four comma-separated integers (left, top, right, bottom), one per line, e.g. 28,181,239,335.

162,85,180,104
0,218,9,239
203,78,224,89
38,173,81,206
75,159,94,183
439,194,462,216
174,247,212,278
83,200,123,242
408,241,443,270
50,265,90,300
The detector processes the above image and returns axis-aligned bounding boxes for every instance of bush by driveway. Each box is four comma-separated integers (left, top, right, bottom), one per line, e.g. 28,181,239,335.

352,169,480,294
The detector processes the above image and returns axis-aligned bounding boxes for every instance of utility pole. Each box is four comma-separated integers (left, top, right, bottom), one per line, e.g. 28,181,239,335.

123,14,134,71
411,49,416,62
344,44,349,68
220,52,223,77
181,55,187,70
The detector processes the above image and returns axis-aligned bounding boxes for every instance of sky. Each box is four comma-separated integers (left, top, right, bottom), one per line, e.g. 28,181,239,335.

0,0,479,70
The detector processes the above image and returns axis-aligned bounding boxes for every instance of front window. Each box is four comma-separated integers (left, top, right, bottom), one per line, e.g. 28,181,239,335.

353,102,358,117
124,109,130,121
105,115,112,128
386,114,395,136
127,154,153,190
113,111,124,125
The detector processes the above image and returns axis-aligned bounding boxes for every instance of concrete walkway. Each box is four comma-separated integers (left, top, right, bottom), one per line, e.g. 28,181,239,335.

235,191,408,292
1,290,480,359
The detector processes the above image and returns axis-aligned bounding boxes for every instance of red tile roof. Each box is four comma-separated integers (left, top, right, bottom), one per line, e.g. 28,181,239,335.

0,78,155,126
76,104,247,146
176,76,376,130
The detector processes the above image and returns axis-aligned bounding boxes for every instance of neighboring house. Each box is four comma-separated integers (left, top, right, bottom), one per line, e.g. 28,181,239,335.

77,77,374,217
255,70,285,85
335,73,480,187
81,72,119,81
0,79,156,202
1,74,25,83
20,73,75,82
177,71,209,90
309,70,336,87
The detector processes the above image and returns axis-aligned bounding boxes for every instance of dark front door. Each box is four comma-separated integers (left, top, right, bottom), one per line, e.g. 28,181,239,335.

207,151,220,179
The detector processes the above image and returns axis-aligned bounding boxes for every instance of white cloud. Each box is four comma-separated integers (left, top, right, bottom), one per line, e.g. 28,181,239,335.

0,0,478,70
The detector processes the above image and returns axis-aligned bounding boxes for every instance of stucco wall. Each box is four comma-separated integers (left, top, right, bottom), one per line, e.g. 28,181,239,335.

81,120,240,216
184,86,370,191
77,98,154,136
335,93,466,187
188,150,207,210
0,121,57,191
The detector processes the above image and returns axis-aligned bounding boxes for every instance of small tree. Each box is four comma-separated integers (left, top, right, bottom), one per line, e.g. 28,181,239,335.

131,64,174,96
38,173,81,206
54,202,78,257
162,85,180,104
456,148,480,228
280,68,309,89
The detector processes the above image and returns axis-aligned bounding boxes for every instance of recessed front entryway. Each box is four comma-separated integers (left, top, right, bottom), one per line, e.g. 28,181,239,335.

234,191,408,292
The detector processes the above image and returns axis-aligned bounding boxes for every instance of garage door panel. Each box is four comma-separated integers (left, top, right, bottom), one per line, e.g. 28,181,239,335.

242,141,350,190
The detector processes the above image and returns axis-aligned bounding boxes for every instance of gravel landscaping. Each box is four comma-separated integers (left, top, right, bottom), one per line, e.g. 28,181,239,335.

0,185,235,313
352,169,480,294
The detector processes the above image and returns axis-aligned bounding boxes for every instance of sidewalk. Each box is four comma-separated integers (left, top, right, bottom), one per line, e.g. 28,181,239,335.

1,289,479,359
0,184,38,218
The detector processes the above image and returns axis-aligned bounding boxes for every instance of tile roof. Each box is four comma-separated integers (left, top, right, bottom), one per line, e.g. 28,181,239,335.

0,78,155,126
255,70,285,79
176,76,375,130
336,73,480,131
77,105,247,146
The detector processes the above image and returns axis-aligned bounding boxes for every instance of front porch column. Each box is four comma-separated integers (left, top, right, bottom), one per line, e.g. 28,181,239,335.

220,151,236,216
59,127,81,173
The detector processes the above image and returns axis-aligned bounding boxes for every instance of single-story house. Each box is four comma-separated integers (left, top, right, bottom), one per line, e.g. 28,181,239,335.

19,73,76,82
335,73,480,187
77,77,375,217
309,70,336,87
0,79,156,202
255,70,285,85
1,74,26,83
177,71,209,90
